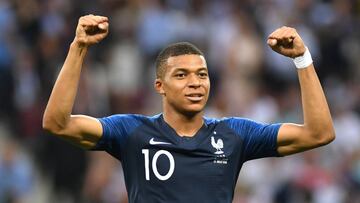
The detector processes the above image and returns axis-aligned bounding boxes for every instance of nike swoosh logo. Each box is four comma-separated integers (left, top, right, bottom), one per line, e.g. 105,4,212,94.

149,138,172,145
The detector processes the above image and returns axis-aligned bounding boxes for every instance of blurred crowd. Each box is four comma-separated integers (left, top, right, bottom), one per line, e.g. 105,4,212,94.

0,0,360,202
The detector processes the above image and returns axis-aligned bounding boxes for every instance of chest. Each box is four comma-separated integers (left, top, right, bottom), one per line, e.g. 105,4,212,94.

122,124,243,183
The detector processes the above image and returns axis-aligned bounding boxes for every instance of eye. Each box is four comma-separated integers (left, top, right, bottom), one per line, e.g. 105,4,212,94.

175,73,186,79
198,72,208,78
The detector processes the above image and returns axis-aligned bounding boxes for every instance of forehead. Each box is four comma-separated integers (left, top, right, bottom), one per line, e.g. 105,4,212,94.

166,54,207,71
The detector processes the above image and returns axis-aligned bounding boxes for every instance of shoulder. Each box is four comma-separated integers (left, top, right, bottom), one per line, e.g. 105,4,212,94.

203,116,257,134
204,116,254,128
99,113,160,124
98,113,161,132
211,116,276,137
221,117,261,128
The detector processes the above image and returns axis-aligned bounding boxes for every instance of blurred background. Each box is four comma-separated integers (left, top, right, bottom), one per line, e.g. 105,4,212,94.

0,0,359,202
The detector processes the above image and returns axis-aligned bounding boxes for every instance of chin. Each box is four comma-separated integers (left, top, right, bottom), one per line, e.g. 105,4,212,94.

181,105,205,116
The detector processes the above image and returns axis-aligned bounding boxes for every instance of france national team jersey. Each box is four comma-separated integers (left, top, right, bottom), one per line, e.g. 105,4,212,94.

93,114,281,203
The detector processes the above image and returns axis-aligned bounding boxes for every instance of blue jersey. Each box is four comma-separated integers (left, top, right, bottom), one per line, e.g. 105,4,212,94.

93,114,281,203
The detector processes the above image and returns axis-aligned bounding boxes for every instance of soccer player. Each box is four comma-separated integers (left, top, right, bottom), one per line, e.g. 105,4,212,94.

43,14,335,203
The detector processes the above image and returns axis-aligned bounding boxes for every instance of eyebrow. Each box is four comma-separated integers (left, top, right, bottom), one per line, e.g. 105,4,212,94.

172,67,208,72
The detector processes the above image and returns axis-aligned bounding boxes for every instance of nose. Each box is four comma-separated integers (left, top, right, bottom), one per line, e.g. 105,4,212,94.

188,74,201,88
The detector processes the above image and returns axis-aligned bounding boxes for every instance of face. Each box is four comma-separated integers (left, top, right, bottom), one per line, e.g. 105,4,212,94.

155,54,210,116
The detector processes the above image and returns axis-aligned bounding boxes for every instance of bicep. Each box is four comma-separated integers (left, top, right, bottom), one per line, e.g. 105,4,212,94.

277,123,317,156
229,118,280,161
56,115,103,149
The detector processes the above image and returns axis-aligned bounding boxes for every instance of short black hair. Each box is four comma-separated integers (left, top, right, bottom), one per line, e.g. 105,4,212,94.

155,42,204,78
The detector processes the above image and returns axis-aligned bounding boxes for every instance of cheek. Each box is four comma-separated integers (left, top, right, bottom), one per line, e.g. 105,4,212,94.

204,80,210,92
164,82,185,95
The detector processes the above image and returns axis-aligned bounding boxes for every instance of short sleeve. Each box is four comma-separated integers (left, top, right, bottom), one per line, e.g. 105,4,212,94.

92,114,142,159
225,117,282,161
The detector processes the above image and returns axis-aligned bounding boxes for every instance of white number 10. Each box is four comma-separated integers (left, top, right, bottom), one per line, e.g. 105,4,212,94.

142,149,175,181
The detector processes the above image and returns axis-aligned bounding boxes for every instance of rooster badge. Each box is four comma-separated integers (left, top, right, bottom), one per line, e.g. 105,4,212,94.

211,136,224,154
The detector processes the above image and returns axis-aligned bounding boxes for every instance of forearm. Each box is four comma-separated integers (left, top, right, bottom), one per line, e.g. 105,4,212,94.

298,65,334,138
43,42,88,131
269,27,335,155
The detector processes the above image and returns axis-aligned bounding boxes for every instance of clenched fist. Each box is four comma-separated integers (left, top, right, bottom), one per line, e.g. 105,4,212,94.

267,26,306,58
73,14,109,47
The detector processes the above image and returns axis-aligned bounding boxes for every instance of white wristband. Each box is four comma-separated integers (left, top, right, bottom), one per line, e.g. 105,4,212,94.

293,47,313,69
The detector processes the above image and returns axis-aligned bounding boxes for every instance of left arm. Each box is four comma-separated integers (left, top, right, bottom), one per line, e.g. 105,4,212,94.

267,27,335,156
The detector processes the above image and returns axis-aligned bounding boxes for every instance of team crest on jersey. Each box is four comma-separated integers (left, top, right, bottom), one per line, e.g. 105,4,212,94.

211,132,228,164
211,136,224,154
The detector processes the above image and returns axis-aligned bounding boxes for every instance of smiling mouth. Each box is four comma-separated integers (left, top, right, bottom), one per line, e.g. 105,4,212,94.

185,94,204,102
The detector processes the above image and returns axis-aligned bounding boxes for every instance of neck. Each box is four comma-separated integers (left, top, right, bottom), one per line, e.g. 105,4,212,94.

163,109,204,137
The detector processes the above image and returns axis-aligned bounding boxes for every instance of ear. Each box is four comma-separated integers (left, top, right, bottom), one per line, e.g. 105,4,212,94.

154,78,165,95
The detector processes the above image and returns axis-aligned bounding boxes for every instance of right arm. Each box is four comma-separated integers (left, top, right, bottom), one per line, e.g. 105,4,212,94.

42,15,109,149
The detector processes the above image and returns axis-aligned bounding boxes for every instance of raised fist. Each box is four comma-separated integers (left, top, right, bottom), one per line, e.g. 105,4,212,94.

74,14,109,47
267,26,306,58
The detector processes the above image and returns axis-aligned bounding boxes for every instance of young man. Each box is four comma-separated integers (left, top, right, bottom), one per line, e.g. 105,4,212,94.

43,15,335,203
